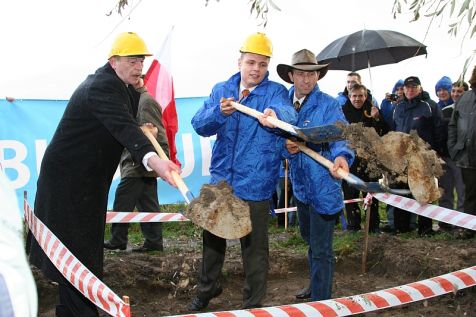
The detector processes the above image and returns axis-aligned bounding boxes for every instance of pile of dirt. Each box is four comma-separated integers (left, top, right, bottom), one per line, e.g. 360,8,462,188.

35,231,476,316
342,123,444,203
187,180,251,239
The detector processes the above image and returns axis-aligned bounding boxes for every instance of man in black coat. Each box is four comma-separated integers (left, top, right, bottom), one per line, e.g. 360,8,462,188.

26,32,179,316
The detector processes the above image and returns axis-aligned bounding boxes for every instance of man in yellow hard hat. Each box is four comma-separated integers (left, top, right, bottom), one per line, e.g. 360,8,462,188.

26,32,180,316
188,32,296,311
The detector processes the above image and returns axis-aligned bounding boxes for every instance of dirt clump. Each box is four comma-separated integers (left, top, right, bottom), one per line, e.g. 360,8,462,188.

342,123,443,203
187,180,251,239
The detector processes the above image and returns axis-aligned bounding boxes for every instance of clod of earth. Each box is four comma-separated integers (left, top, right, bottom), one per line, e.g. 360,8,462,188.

186,180,251,239
340,123,443,203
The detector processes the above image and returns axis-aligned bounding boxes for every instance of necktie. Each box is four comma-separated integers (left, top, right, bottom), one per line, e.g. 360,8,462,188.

294,100,301,112
240,89,250,102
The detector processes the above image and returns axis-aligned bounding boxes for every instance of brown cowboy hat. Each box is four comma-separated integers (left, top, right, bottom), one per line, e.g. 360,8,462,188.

277,49,330,84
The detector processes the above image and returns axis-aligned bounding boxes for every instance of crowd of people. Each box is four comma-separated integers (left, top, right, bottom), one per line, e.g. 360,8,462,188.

2,30,474,316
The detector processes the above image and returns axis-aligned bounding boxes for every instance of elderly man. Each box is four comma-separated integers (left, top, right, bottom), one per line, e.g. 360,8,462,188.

392,76,443,236
277,49,354,301
188,32,296,311
27,32,179,316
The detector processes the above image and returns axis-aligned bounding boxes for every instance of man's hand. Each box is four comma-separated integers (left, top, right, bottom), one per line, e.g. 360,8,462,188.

147,156,181,188
370,106,380,120
258,108,277,128
330,156,349,179
141,123,158,138
220,97,237,116
285,139,300,154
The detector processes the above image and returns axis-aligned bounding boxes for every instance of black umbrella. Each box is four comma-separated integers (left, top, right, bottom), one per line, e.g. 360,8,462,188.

316,29,427,71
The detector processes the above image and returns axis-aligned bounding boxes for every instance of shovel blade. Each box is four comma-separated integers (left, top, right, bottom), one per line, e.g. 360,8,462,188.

296,123,344,144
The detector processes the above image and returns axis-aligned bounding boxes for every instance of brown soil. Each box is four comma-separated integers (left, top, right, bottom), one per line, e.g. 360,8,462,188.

342,123,443,203
35,230,476,317
187,181,251,240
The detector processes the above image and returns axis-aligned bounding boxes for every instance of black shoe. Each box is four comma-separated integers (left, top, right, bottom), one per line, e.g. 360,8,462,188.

418,229,436,237
187,287,223,311
295,286,311,299
381,224,394,233
132,244,163,252
104,240,127,250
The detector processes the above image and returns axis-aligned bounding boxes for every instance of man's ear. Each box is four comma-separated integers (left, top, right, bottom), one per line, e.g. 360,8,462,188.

288,71,294,84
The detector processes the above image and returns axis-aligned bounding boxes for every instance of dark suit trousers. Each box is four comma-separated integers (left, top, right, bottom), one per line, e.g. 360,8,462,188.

197,200,269,309
110,177,162,246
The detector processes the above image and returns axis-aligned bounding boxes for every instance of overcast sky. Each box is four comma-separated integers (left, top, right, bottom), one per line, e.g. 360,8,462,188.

1,0,474,103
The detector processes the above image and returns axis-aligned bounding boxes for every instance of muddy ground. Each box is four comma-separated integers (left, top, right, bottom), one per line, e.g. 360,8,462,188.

35,228,476,317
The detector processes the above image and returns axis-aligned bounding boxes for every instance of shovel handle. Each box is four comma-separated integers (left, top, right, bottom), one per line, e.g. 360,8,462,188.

230,101,298,135
297,144,350,180
141,127,194,204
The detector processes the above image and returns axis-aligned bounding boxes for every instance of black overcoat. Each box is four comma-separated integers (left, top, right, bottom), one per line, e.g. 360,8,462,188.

27,63,155,281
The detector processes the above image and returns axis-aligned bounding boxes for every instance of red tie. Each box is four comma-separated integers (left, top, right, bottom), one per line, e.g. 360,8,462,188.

240,89,250,102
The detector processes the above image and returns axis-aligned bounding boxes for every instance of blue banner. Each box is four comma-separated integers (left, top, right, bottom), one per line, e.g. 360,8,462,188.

0,97,212,210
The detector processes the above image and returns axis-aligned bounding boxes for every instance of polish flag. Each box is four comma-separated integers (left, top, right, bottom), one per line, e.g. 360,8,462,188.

144,29,181,167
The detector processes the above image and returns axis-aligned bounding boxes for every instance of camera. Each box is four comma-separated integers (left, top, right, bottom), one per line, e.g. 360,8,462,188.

389,93,398,102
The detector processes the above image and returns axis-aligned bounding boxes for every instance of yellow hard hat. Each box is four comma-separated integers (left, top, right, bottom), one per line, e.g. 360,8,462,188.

108,32,152,59
240,32,273,57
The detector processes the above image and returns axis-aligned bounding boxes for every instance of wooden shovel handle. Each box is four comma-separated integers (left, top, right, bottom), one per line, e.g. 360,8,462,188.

230,101,298,135
297,143,350,180
141,127,193,203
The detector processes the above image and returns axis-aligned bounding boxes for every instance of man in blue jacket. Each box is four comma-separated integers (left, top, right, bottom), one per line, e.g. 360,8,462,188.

277,49,354,301
188,32,296,311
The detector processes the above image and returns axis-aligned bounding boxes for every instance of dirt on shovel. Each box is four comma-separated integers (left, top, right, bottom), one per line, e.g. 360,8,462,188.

186,180,252,240
339,122,444,203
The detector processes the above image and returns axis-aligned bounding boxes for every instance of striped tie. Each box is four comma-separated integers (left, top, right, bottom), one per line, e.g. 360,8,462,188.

294,100,301,112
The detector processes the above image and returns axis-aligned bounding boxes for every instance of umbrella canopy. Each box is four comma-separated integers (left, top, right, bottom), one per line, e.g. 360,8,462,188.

316,29,427,71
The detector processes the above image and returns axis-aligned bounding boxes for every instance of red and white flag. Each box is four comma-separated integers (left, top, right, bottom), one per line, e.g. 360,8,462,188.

144,29,181,167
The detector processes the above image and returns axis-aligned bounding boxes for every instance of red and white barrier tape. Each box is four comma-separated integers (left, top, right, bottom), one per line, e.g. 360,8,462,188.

24,198,130,317
374,193,476,230
273,198,365,214
106,211,188,223
168,265,476,317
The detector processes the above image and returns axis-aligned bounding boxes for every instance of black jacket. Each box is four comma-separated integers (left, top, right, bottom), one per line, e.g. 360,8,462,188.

27,63,156,281
448,89,476,169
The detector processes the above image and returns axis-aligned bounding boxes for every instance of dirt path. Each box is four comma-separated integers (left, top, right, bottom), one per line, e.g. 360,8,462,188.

35,231,476,316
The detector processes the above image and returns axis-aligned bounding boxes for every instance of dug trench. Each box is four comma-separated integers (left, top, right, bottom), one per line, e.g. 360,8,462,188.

35,230,476,316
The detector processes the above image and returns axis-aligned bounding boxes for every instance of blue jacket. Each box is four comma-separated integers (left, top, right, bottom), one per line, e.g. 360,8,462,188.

380,79,404,126
288,86,354,215
392,91,444,153
192,72,297,201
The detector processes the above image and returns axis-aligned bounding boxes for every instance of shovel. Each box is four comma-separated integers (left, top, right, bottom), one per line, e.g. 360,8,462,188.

231,101,344,143
297,144,411,195
141,127,252,239
230,102,411,195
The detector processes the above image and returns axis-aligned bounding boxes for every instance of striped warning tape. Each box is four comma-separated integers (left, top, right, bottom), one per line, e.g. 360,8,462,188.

374,193,476,230
24,197,130,317
106,211,188,223
167,265,476,317
273,198,365,214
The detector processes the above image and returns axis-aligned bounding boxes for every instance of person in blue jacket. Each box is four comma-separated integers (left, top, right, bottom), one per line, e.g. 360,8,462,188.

277,49,354,301
435,76,454,109
188,32,297,311
380,79,404,127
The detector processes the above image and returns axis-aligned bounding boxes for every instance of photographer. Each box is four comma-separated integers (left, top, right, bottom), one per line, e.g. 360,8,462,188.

380,79,404,126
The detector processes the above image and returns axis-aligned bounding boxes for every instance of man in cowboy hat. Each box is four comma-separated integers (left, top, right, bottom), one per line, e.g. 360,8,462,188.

278,49,354,301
